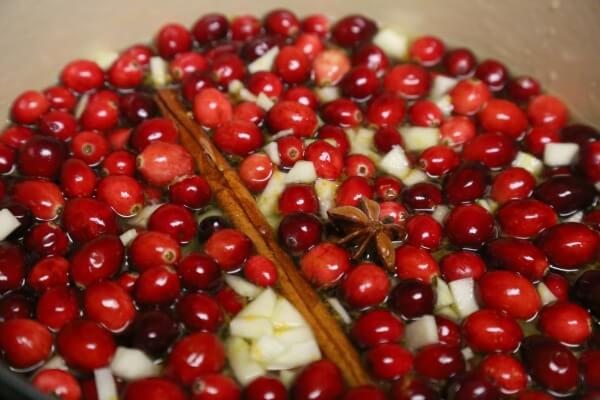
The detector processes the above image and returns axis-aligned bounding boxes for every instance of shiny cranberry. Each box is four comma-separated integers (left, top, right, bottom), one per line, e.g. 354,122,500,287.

137,141,194,187
525,126,560,156
176,253,220,291
60,59,104,93
534,175,595,216
71,235,124,287
122,44,154,67
446,203,495,249
561,123,600,146
129,231,181,271
243,255,277,287
167,332,225,385
12,179,64,221
479,354,527,395
192,374,240,400
38,110,77,142
177,292,223,333
267,101,318,138
278,184,318,214
581,141,600,182
133,311,179,356
538,301,591,345
418,145,459,177
407,100,441,127
321,98,363,127
340,66,379,101
198,215,230,242
409,35,445,66
32,368,81,400
27,256,69,292
537,222,599,270
204,228,252,272
463,309,523,352
155,23,191,58
169,175,212,210
388,279,434,319
440,115,477,145
182,73,216,102
508,75,541,101
406,214,442,250
247,71,283,99
332,15,377,47
485,238,548,281
490,166,535,204
440,251,486,281
119,92,157,125
80,94,119,132
435,315,461,347
230,15,261,41
479,99,528,139
300,242,350,287
192,13,229,44
1,125,34,149
366,343,413,380
59,158,96,198
450,79,491,115
475,59,508,91
352,44,389,74
521,335,579,393
239,153,273,192
57,319,115,371
0,294,31,321
301,13,329,36
278,212,322,254
304,140,344,179
101,150,136,177
108,53,144,88
496,198,557,238
44,86,77,111
36,287,79,331
106,128,132,150
292,359,344,400
403,182,443,212
335,176,373,207
447,371,500,400
542,272,569,301
10,90,49,124
264,8,299,36
148,203,197,244
135,265,181,305
210,53,246,86
313,49,352,86
243,377,286,400
528,94,568,131
62,197,118,242
273,46,310,84
343,155,375,179
84,280,135,333
242,36,280,62
97,175,144,217
394,244,439,283
214,119,264,156
0,318,52,369
70,130,110,165
379,201,408,225
234,101,265,125
573,270,600,318
366,93,405,128
317,125,350,154
444,48,477,77
384,64,431,99
193,87,233,129
414,343,465,380
124,378,186,400
374,176,402,201
463,132,517,169
443,163,489,205
130,118,178,152
17,135,65,178
477,270,541,319
283,86,319,110
342,263,389,309
277,135,304,167
351,309,403,348
373,126,404,153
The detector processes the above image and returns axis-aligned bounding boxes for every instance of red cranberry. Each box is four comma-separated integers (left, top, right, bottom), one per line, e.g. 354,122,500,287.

234,101,265,125
435,315,461,347
331,15,377,47
352,43,389,74
447,371,500,400
410,35,445,66
243,255,277,287
485,238,548,281
388,279,434,319
274,46,311,84
120,92,158,125
231,15,261,41
440,115,476,145
192,374,240,400
374,176,402,201
12,179,64,221
419,145,459,177
344,154,376,178
135,265,181,305
380,201,408,225
80,93,119,132
178,292,223,332
342,263,389,309
148,203,197,244
71,235,124,287
446,203,495,249
394,244,439,283
214,119,264,156
367,343,413,380
341,66,379,100
450,79,491,115
193,88,233,129
497,199,557,238
440,251,486,281
62,197,118,242
384,64,431,99
215,286,244,315
167,332,225,385
204,229,252,271
580,349,600,389
133,310,179,356
521,335,579,393
0,294,31,321
129,231,181,271
247,71,283,99
581,141,600,182
292,359,344,400
301,13,329,37
182,73,216,102
84,280,135,333
539,301,591,345
278,184,318,214
480,353,527,395
405,214,442,250
239,153,273,192
122,44,154,67
317,125,350,154
391,376,438,400
408,99,442,127
277,135,305,167
283,86,319,110
264,9,300,36
476,59,509,91
101,150,136,177
60,59,104,93
210,53,246,86
534,175,595,216
300,242,350,287
335,176,373,207
38,110,77,142
463,309,523,352
178,252,221,291
27,256,69,293
57,319,115,371
295,33,324,60
97,175,144,217
313,49,352,86
477,270,541,319
106,128,132,150
155,23,192,58
11,90,49,124
403,182,443,212
528,94,568,131
351,309,403,348
137,141,194,187
32,368,81,400
108,54,144,88
537,222,599,270
373,126,404,153
414,344,465,380
242,36,280,62
304,140,344,179
267,100,318,138
463,132,517,169
17,135,65,179
0,318,52,370
525,126,560,157
2,202,32,240
444,48,477,77
542,272,569,302
367,93,406,127
60,158,97,198
443,163,489,205
192,13,229,44
36,287,79,331
321,98,363,127
244,377,287,400
130,118,179,152
1,125,34,149
508,76,541,101
490,166,535,203
278,212,323,254
124,378,187,400
0,243,23,294
170,175,212,210
44,86,77,112
479,99,528,139
70,131,110,165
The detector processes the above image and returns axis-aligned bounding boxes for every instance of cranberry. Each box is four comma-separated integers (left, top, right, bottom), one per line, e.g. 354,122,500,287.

313,49,352,86
0,294,32,321
380,201,408,225
335,176,373,207
418,145,459,177
435,315,461,347
446,203,495,249
528,94,568,131
475,59,509,91
414,344,465,380
215,119,265,156
38,110,77,142
248,71,283,99
234,101,265,125
71,235,124,287
534,175,595,216
394,244,439,283
301,13,329,36
155,23,192,58
463,309,523,352
57,319,115,371
367,93,406,127
27,256,69,292
344,154,376,178
96,175,144,217
295,33,324,59
70,131,110,166
317,125,350,154
60,59,104,93
148,203,197,244
479,99,528,139
1,125,34,149
210,53,246,86
135,265,181,305
182,73,216,102
440,251,486,281
198,215,230,242
124,378,187,400
36,287,79,331
581,141,600,182
277,212,323,254
274,46,311,84
477,270,541,319
231,15,261,41
264,8,299,36
32,368,81,400
267,101,318,138
408,100,442,127
101,150,136,177
450,79,491,116
122,44,154,67
44,86,77,112
443,163,489,205
80,94,119,132
120,93,158,125
366,343,413,380
341,66,379,100
192,13,229,44
300,242,350,287
342,263,389,309
391,376,438,400
243,377,286,400
130,118,178,152
108,53,144,88
62,197,118,242
279,184,318,215
539,301,592,345
0,242,24,294
508,76,541,101
167,332,225,385
177,292,223,332
239,153,273,192
84,280,135,333
373,126,404,153
542,272,569,301
573,270,600,318
243,255,277,287
193,88,233,129
521,335,579,393
283,86,319,110
480,353,527,395
388,279,434,319
177,253,220,291
490,166,535,204
463,132,517,169
384,64,431,99
59,158,97,198
277,135,305,167
106,128,133,150
137,141,194,186
204,228,252,271
447,372,500,400
485,238,548,281
169,175,212,210
331,15,377,47
133,311,179,356
10,90,49,124
192,374,240,400
444,48,477,77
410,35,445,66
525,126,560,157
129,231,180,271
351,309,404,348
321,98,363,127
117,272,138,293
17,135,66,179
537,222,599,270
374,176,402,201
292,359,344,400
304,140,344,179
0,318,52,370
561,123,600,146
496,199,557,238
403,182,443,212
440,115,477,145
242,36,280,62
12,179,64,221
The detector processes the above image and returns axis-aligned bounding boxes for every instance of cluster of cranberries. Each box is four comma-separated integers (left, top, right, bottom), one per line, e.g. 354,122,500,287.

0,8,600,400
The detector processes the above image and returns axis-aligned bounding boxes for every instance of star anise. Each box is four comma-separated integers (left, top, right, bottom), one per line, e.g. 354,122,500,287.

327,198,405,271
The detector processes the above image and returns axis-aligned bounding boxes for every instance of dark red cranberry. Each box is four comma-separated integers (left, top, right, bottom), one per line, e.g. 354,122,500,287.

366,343,413,380
408,99,443,127
402,182,443,212
264,9,299,36
414,344,465,380
0,318,52,369
446,203,495,249
536,222,599,270
245,376,287,400
133,311,179,357
388,279,434,319
341,66,379,101
27,256,69,293
406,214,442,250
476,59,509,91
230,15,261,41
292,360,344,400
444,48,477,77
351,309,404,348
462,132,517,169
123,378,186,400
331,15,377,47
561,123,600,147
192,13,229,44
278,212,323,254
485,238,548,281
61,158,97,198
443,163,489,205
367,93,406,128
135,265,181,305
435,315,461,347
352,43,389,74
573,270,600,318
166,332,225,385
447,371,500,400
39,110,77,141
155,23,192,58
62,197,118,242
0,294,32,321
17,135,65,178
3,202,33,240
534,175,595,216
178,292,223,332
0,243,24,294
182,73,216,102
36,287,79,331
242,36,280,62
120,92,158,124
373,126,403,153
391,376,438,400
508,76,541,101
497,198,557,238
198,215,230,242
210,53,246,86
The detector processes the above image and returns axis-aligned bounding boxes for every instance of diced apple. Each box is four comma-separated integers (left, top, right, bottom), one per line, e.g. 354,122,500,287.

326,297,352,325
405,315,438,350
274,327,316,346
228,79,244,95
432,205,450,224
150,56,169,87
348,128,379,161
94,368,118,400
266,340,321,371
279,369,299,388
226,337,266,386
429,75,459,99
436,305,461,321
248,46,279,73
315,86,341,103
537,282,558,306
315,179,339,219
0,209,21,241
230,317,273,340
285,161,317,184
40,355,67,371
224,275,262,299
512,151,543,176
462,347,474,360
544,142,579,167
263,142,281,165
238,287,277,319
110,347,160,381
378,146,410,179
119,229,138,247
75,94,89,119
476,198,498,214
128,203,163,228
270,129,294,141
257,92,275,110
401,126,440,152
239,88,258,102
271,297,307,330
373,28,408,59
402,169,429,186
435,278,454,309
434,95,453,116
564,211,583,223
257,170,287,217
250,335,287,364
449,278,479,318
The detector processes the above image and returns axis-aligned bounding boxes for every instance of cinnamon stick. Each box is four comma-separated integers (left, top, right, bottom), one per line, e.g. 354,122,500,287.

156,89,372,387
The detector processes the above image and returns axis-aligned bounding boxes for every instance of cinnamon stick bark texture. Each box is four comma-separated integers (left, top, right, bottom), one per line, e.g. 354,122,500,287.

156,89,372,387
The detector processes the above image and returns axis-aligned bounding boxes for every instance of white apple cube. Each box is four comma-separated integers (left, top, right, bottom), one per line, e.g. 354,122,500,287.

378,146,411,179
476,198,498,214
271,297,308,330
274,326,315,346
75,94,90,119
40,355,68,371
285,161,317,184
373,28,408,59
315,179,339,219
94,368,118,400
401,126,441,152
224,275,262,299
263,142,281,165
564,211,583,223
110,347,160,381
449,278,479,318
405,315,439,350
315,86,341,103
256,92,275,110
228,79,244,95
238,288,277,319
248,46,279,73
326,297,352,325
266,340,321,370
150,56,169,87
230,318,274,339
93,50,119,70
432,205,450,224
402,169,429,186
257,170,287,217
434,95,453,116
280,369,299,388
239,88,258,102
537,282,558,306
436,305,461,321
119,229,138,247
226,337,266,386
435,278,454,309
0,209,21,241
429,75,459,99
544,142,579,166
512,151,544,176
250,335,287,364
128,203,163,228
